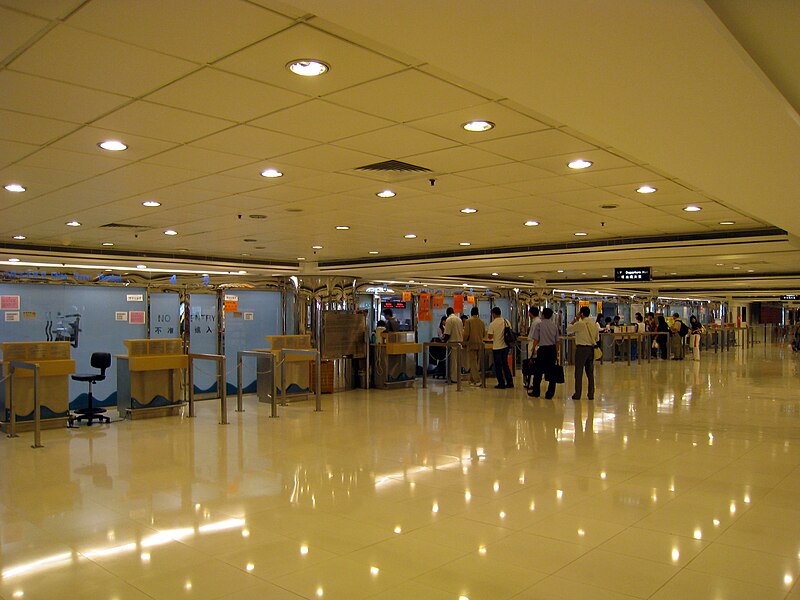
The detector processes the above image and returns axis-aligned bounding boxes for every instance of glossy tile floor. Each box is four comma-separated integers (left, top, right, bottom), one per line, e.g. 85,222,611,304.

2,345,800,599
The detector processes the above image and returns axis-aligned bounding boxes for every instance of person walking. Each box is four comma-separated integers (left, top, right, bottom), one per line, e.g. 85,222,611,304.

567,306,600,400
487,306,514,389
462,307,486,386
656,315,670,360
689,315,702,361
528,307,560,399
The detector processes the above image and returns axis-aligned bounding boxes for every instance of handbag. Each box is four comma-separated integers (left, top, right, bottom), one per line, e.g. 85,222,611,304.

522,357,536,377
502,319,518,345
546,363,565,383
593,346,603,361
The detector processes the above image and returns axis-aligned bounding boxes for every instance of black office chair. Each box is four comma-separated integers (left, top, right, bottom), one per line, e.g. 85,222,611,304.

71,352,111,425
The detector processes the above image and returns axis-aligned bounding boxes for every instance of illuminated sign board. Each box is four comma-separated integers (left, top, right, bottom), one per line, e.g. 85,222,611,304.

615,267,651,282
381,301,407,310
781,294,799,301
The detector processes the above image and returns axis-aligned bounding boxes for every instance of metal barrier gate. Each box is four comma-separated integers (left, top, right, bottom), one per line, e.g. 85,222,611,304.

6,361,44,448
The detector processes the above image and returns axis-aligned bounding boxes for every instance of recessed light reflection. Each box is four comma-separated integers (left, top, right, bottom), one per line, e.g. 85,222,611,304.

246,562,254,572
140,552,151,562
577,528,585,537
671,548,680,562
713,519,720,527
568,159,592,169
464,490,472,501
744,494,751,503
529,501,535,511
316,586,324,597
478,545,487,555
493,481,500,492
462,120,495,132
241,529,250,538
431,502,439,513
287,59,329,77
693,529,702,539
98,140,127,151
784,574,793,586
393,526,402,534
300,545,309,555
556,489,564,499
184,582,192,591
370,566,380,575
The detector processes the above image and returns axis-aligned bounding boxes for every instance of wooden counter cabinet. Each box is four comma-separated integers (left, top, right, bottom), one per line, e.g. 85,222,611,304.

116,339,187,419
1,341,75,431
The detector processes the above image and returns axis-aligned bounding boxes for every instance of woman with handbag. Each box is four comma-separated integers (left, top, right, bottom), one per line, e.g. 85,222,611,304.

567,306,600,401
528,307,561,399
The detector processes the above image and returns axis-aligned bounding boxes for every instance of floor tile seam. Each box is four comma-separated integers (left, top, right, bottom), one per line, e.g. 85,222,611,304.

681,563,795,593
509,575,642,600
692,537,800,564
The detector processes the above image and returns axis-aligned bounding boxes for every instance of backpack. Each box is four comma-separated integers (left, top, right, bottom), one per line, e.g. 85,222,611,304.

678,321,689,337
503,320,518,345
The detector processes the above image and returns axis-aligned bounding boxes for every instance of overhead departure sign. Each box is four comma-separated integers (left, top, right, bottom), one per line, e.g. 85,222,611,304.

381,301,407,309
615,267,651,282
781,294,799,301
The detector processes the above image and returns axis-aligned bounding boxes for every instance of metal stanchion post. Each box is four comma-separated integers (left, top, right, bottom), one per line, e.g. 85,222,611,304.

219,357,228,425
480,345,486,388
455,343,462,392
32,365,42,449
280,349,287,406
236,355,244,412
422,342,428,389
7,365,18,438
187,359,195,417
314,351,321,412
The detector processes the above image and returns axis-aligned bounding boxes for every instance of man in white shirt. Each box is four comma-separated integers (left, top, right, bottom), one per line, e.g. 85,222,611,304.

528,306,541,357
567,306,600,400
487,306,514,389
442,307,464,383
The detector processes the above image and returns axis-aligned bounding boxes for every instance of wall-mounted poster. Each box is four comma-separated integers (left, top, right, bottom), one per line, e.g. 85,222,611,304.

1,295,20,310
5,311,20,322
129,311,145,324
115,312,128,321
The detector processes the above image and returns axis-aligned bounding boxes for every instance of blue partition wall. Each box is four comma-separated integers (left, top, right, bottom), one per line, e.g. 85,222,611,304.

189,293,218,394
149,292,180,339
0,283,147,410
223,291,282,394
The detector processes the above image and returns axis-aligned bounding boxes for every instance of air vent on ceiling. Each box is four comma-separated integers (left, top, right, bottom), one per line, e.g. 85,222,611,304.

100,223,149,229
356,159,432,173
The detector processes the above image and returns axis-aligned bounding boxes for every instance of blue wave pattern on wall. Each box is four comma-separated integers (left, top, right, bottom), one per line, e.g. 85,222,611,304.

276,383,309,395
69,391,117,409
5,406,69,421
226,380,256,395
131,395,179,409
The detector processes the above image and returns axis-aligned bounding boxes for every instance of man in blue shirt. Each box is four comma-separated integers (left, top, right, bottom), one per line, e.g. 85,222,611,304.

528,307,560,399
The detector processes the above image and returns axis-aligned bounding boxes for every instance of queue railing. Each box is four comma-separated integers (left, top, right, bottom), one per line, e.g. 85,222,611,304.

188,353,228,424
6,361,43,448
279,348,321,413
236,350,277,417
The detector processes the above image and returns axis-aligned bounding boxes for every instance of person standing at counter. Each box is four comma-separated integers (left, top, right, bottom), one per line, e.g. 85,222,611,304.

567,306,600,401
462,307,486,386
689,315,703,361
487,306,514,389
441,307,464,384
383,308,401,332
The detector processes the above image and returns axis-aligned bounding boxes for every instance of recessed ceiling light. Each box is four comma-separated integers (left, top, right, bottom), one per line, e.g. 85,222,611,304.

368,251,379,255
524,220,539,227
312,245,323,249
8,258,19,262
582,272,587,275
142,200,161,207
66,221,81,227
747,269,755,273
4,183,25,193
164,230,178,236
636,185,657,194
286,59,329,77
732,266,741,270
459,242,471,246
102,242,114,246
136,264,147,269
557,269,564,273
462,120,495,132
602,274,609,278
335,225,350,230
408,280,415,284
491,272,499,276
376,190,396,198
574,232,588,236
568,159,592,169
98,140,127,151
297,257,306,261
249,214,267,219
241,253,249,256
716,263,724,266
460,208,478,214
683,205,702,212
12,235,26,240
404,234,416,239
670,272,677,275
260,168,283,178
719,221,735,225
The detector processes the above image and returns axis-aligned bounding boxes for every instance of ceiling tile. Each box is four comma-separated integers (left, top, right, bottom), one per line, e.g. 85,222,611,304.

569,165,662,187
244,184,327,203
458,162,553,185
217,22,405,96
192,125,316,159
0,70,128,123
94,101,235,144
144,146,256,173
0,0,84,19
67,0,293,63
0,164,94,195
0,6,49,61
505,176,592,195
334,125,456,158
0,109,80,145
0,138,38,168
18,147,128,176
324,69,486,122
526,148,637,175
11,25,197,97
274,144,380,172
249,99,392,143
86,163,205,193
475,129,595,161
403,146,507,173
146,67,309,122
601,179,687,200
294,172,371,194
407,102,550,143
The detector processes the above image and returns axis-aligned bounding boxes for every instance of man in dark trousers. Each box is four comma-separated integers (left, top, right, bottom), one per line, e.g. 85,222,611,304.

528,307,560,399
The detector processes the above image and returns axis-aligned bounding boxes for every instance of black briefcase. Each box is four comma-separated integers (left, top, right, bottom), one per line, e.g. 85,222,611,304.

545,364,565,384
522,357,536,377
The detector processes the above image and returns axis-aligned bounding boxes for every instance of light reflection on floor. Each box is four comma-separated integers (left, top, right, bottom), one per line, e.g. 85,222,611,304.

1,346,800,599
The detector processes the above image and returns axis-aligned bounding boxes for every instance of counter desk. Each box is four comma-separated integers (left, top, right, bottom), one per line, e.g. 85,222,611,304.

265,335,314,399
116,338,187,419
0,341,75,431
372,332,421,388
